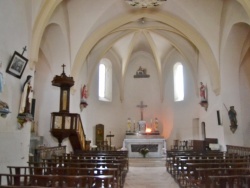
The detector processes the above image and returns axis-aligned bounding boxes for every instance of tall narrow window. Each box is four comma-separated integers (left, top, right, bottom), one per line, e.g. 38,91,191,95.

173,62,184,101
99,64,105,98
98,58,112,101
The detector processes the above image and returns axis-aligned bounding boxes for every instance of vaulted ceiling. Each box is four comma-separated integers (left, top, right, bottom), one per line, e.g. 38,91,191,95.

30,0,250,98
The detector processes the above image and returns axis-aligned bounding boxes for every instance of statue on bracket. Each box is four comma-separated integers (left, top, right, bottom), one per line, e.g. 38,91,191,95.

0,100,10,118
199,82,208,111
17,75,33,129
127,118,132,132
223,104,238,133
154,118,159,132
228,106,238,133
80,84,88,111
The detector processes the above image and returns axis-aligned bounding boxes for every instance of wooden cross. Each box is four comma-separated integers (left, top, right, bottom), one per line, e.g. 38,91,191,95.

22,46,27,55
106,131,114,147
137,101,147,120
62,64,66,72
61,64,67,76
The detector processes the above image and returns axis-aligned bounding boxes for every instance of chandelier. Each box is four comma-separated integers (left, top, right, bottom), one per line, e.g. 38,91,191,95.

125,0,167,8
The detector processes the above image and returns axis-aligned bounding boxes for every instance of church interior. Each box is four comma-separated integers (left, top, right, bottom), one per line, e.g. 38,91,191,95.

0,0,250,187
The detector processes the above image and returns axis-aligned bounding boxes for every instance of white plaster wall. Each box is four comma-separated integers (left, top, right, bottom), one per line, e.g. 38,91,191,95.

65,0,124,64
163,53,199,149
0,0,33,173
34,23,72,149
220,23,249,146
197,55,225,150
239,68,250,147
239,49,250,147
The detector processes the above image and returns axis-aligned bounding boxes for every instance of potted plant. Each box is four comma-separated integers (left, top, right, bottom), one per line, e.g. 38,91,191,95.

139,147,149,158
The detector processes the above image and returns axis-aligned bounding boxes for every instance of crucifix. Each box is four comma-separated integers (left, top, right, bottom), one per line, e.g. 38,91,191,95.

137,101,147,120
106,131,114,148
62,64,66,73
22,46,27,56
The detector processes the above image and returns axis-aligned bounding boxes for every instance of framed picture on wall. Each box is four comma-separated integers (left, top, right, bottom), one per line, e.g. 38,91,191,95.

6,51,28,79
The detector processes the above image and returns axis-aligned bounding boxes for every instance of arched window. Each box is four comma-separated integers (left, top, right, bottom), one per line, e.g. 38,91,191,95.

98,58,112,101
173,62,184,101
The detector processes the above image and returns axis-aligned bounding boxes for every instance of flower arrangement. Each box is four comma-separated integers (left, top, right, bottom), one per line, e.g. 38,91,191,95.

139,147,149,158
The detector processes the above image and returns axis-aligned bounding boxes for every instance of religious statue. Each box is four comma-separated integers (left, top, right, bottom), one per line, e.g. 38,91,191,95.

19,75,32,113
154,118,159,132
200,82,206,101
127,118,132,132
0,100,10,118
228,106,238,133
199,82,208,110
17,75,33,129
80,84,88,111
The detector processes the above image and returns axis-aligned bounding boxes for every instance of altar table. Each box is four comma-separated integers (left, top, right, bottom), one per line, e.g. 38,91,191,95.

123,135,166,158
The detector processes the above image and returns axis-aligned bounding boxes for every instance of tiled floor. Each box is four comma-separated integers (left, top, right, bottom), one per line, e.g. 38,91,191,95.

123,158,179,188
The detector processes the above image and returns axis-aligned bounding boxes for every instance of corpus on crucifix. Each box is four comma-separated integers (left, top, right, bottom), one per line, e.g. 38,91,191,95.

136,101,147,120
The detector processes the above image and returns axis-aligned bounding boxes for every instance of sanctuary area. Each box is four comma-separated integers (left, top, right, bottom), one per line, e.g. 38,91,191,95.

123,101,166,158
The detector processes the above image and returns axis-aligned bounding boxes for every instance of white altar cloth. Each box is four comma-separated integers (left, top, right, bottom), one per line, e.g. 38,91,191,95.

123,135,166,158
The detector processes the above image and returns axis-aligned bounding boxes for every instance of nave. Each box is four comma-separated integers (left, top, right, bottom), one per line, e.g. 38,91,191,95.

124,158,178,188
1,145,250,187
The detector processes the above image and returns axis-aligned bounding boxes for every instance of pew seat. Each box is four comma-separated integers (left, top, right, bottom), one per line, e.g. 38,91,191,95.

0,174,116,188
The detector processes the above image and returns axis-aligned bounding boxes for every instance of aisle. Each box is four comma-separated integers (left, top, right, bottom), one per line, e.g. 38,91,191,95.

123,158,179,188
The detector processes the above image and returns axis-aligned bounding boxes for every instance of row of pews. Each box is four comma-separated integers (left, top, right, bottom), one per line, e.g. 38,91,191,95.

0,150,128,188
166,148,250,188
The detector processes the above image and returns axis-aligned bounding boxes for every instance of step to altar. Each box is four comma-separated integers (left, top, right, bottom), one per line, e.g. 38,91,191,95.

128,157,166,167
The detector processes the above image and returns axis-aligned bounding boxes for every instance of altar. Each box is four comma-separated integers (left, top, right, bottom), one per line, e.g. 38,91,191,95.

123,101,166,157
123,134,166,158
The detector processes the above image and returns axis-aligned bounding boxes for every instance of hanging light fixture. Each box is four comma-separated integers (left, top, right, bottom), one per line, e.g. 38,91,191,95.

125,0,167,8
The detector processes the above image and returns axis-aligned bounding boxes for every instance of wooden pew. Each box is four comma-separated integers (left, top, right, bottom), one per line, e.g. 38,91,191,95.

30,174,115,187
0,174,116,187
182,162,250,188
209,175,250,188
7,166,121,187
0,174,29,187
168,152,235,178
194,168,250,188
49,158,128,173
27,162,125,187
227,145,250,157
40,156,128,179
66,150,129,171
166,151,227,174
4,150,128,187
177,158,250,181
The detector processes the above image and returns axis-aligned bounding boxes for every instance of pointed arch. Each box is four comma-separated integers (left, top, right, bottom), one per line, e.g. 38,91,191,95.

72,11,220,96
